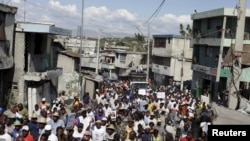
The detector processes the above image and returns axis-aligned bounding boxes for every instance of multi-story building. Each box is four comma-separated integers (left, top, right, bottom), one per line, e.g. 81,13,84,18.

152,34,193,87
101,50,118,82
191,8,250,105
52,35,99,99
13,22,71,116
115,49,147,82
0,4,17,108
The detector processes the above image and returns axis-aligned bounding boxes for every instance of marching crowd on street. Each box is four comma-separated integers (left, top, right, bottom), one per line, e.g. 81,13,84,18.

0,80,216,141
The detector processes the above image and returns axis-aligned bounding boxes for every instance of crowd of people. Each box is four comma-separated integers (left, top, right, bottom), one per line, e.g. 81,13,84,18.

0,80,216,141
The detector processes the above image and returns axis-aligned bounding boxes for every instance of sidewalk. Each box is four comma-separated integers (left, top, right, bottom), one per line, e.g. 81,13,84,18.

212,103,250,125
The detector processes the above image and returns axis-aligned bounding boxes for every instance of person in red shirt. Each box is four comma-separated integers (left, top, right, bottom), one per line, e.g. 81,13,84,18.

180,131,195,141
21,125,34,141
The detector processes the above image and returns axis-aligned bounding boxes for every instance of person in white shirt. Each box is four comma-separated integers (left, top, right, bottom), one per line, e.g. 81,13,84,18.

33,104,41,117
0,123,11,141
77,109,92,133
86,107,95,122
82,130,93,141
168,98,176,110
103,103,112,118
105,124,116,140
43,125,58,141
73,123,85,140
91,120,106,141
200,116,211,134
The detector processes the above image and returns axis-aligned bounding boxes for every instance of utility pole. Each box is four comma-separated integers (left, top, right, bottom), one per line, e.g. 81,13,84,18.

79,0,84,98
180,34,186,91
96,29,102,74
228,0,246,110
24,0,26,22
214,16,227,101
146,24,150,82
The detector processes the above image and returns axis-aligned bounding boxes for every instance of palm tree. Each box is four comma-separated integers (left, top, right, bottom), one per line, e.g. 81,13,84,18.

134,33,145,52
180,24,192,37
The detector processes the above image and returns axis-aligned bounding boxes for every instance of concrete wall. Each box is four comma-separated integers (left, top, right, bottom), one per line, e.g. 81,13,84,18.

115,53,143,69
58,72,79,97
5,14,15,56
57,54,75,73
13,32,26,103
170,58,192,82
13,32,25,82
57,54,79,95
152,38,191,57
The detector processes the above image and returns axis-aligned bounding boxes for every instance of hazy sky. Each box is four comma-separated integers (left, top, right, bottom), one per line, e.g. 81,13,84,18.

4,0,250,37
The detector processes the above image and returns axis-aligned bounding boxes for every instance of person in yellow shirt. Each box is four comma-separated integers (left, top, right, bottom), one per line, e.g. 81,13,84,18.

125,119,135,140
147,100,155,115
152,129,162,141
17,103,28,118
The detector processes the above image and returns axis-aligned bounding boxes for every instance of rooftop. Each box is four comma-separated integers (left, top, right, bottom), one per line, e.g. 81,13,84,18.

15,22,72,36
152,34,190,39
191,8,250,20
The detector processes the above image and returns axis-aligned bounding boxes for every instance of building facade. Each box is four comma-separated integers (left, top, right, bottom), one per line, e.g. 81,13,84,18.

64,37,97,54
152,35,193,87
0,4,17,108
191,8,250,103
57,50,80,98
114,49,147,82
13,22,71,117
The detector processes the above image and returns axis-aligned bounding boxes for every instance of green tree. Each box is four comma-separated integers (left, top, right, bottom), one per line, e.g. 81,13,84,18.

134,33,145,43
134,33,146,52
180,24,192,37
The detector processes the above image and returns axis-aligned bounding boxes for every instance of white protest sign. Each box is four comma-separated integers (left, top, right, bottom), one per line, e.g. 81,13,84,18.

110,111,117,120
201,95,210,106
138,89,146,95
157,92,165,99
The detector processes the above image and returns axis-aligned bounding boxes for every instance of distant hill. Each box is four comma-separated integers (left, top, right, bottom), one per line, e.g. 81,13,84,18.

71,28,133,38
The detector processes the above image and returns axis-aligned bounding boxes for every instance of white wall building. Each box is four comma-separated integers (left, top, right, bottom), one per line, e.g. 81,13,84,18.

152,34,193,87
63,37,97,54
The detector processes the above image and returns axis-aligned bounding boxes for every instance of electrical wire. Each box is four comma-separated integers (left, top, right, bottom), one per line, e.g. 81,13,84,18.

143,0,166,25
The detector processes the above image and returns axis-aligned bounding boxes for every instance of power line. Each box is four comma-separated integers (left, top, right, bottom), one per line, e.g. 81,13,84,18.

144,0,166,25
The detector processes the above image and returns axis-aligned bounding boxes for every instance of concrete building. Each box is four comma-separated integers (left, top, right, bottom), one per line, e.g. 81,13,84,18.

64,37,97,54
81,54,103,99
115,50,147,81
191,8,250,105
57,50,80,98
152,34,193,87
0,4,17,108
100,48,118,82
13,22,71,117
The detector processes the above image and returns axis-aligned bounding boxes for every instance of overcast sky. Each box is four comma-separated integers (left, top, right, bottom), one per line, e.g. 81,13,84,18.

4,0,250,37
